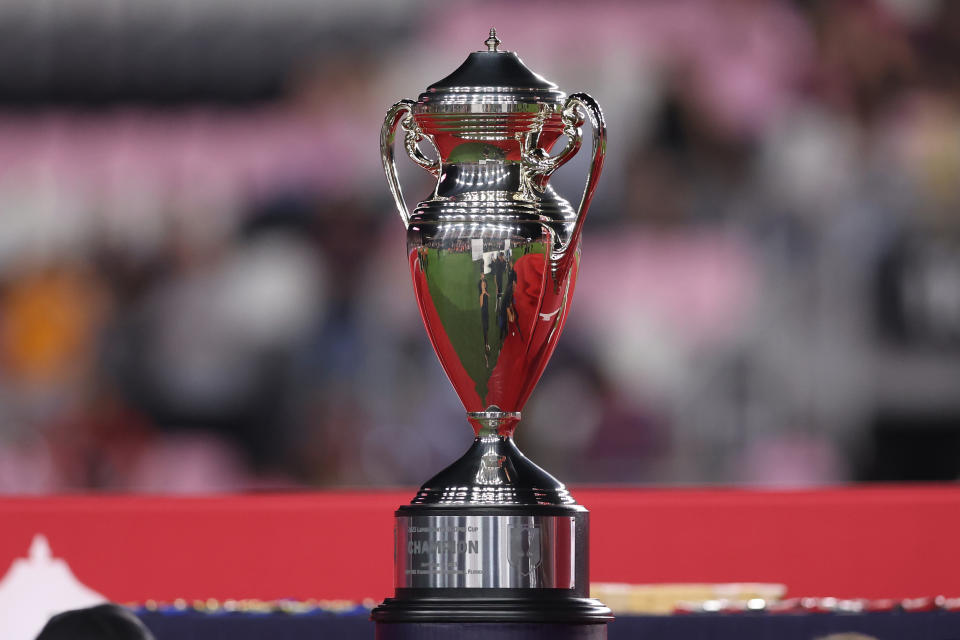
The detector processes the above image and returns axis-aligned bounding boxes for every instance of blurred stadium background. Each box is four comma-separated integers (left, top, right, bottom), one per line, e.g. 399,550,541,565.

0,0,958,493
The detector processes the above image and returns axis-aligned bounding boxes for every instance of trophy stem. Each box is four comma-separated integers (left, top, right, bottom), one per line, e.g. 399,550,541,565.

467,409,521,438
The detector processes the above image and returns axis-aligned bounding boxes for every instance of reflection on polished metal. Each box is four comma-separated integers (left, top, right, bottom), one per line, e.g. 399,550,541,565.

396,513,583,589
374,29,610,631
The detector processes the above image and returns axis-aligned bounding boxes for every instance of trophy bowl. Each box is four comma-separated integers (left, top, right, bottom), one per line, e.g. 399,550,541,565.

373,29,611,638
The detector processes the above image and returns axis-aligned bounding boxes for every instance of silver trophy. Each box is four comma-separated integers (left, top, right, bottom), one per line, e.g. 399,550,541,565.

373,29,611,637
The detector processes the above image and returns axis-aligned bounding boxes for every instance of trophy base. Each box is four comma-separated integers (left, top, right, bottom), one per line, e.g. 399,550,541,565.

372,504,612,625
372,591,612,624
375,621,608,640
372,429,611,628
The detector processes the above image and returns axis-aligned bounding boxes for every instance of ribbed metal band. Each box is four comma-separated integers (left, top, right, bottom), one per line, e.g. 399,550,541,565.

411,192,576,222
396,512,586,590
415,94,565,114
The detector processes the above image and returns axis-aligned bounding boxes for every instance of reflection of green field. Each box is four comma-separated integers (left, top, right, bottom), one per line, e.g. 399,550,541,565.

423,242,546,404
424,248,498,402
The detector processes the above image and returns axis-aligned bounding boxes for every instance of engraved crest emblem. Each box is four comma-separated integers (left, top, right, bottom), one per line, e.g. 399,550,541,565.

507,525,541,576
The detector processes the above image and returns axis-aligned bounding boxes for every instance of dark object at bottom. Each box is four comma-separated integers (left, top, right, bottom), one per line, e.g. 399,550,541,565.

37,604,155,640
376,621,607,640
138,608,960,640
137,608,960,640
373,592,610,640
372,591,612,623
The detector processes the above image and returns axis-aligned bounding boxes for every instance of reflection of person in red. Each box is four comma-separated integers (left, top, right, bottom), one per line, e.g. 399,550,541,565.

487,252,576,413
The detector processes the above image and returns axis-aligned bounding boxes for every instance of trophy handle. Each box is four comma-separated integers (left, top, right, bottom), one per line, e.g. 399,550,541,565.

381,100,440,226
552,92,606,286
518,101,583,191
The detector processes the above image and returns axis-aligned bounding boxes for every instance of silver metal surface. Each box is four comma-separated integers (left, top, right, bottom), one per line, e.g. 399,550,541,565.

409,435,576,506
381,100,416,226
396,513,583,589
551,93,606,287
379,29,607,513
375,29,610,621
485,27,501,52
380,100,440,226
416,30,565,111
518,102,583,192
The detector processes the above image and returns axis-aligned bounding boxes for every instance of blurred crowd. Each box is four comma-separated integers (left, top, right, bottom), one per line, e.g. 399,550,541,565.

0,0,958,492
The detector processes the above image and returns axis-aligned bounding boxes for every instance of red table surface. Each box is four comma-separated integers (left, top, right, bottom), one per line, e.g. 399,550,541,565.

0,486,956,603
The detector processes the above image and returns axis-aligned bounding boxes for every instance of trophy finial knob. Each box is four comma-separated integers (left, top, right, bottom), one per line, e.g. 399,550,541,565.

485,27,501,52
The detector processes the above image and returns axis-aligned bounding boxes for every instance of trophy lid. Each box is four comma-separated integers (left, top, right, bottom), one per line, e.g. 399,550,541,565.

416,28,565,111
